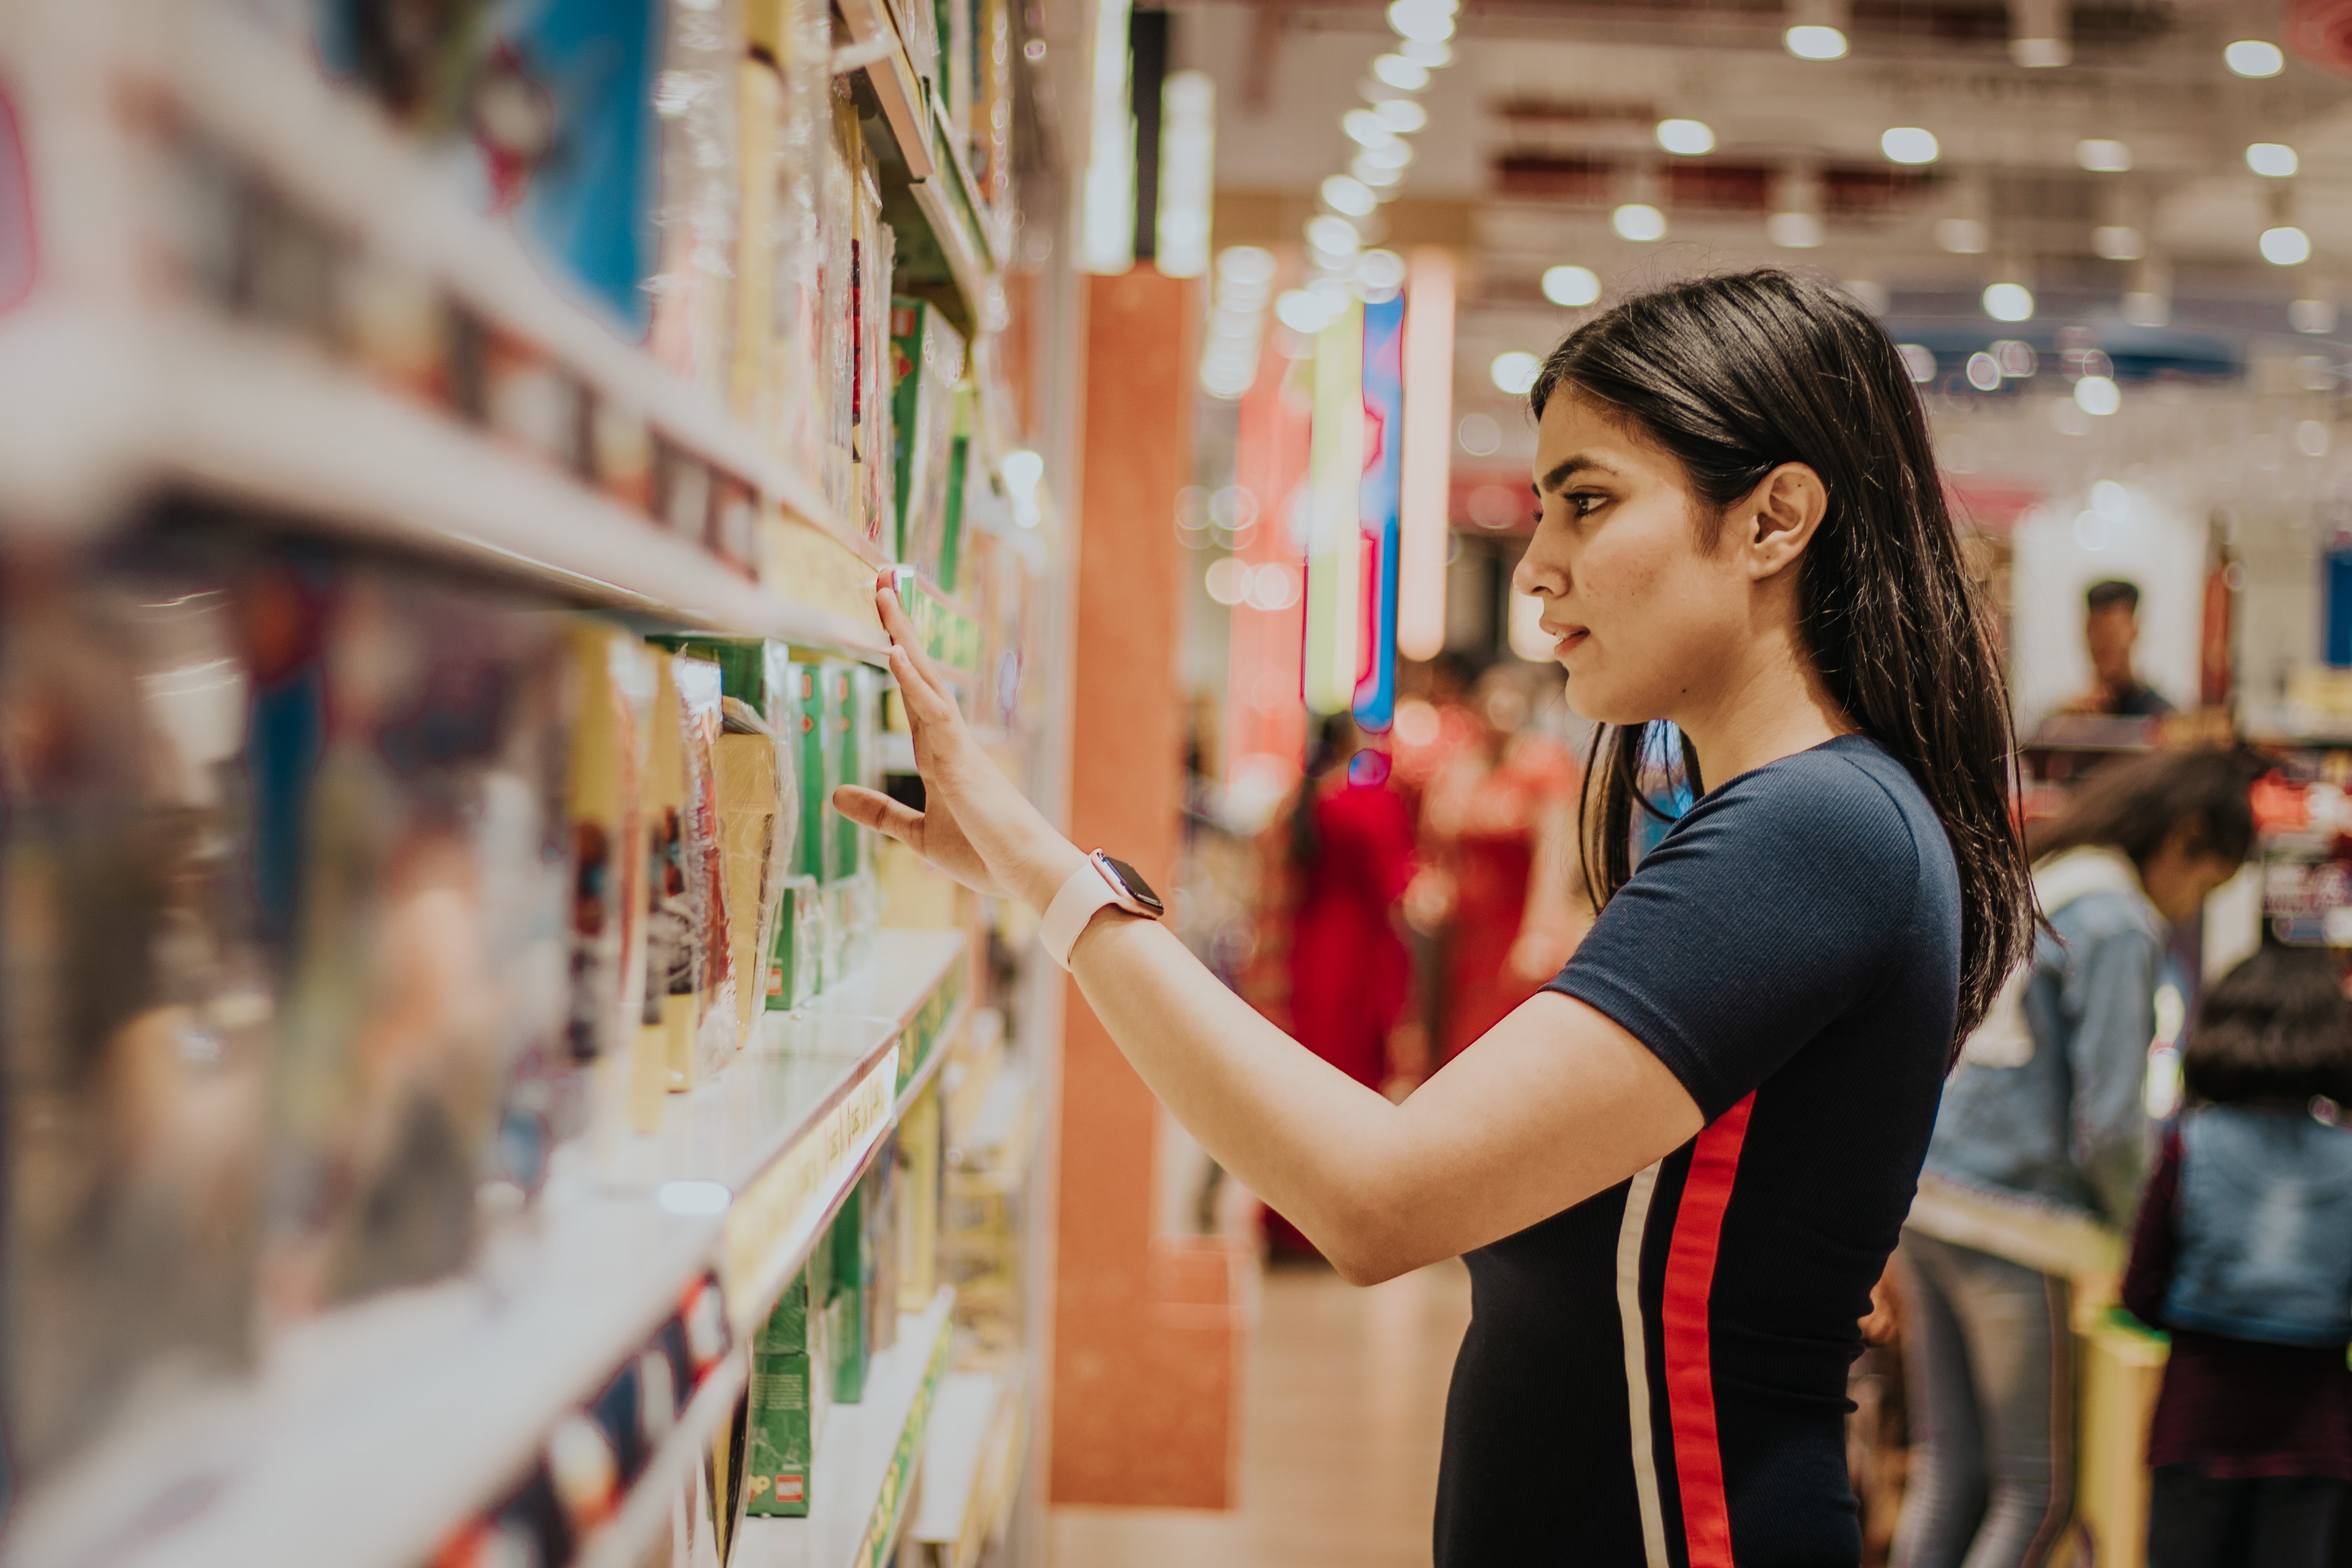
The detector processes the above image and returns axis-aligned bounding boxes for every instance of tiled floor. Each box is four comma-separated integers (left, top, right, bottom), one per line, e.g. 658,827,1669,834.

1049,1258,1474,1568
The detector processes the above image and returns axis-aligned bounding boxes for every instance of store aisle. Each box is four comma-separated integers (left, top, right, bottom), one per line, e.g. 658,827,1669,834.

1051,1258,1473,1567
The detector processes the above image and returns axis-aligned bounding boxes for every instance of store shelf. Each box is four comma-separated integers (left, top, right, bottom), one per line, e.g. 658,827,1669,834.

577,1341,755,1568
0,304,891,659
15,931,971,1568
736,1290,958,1568
835,0,935,181
907,1370,1021,1568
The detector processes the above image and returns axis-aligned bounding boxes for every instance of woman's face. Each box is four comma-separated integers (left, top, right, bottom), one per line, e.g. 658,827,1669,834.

1512,392,1758,728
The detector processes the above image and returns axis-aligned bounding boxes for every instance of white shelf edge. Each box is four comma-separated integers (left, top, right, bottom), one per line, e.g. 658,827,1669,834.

905,1371,1004,1554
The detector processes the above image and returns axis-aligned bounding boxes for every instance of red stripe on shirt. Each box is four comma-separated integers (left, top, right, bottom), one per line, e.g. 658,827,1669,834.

1661,1092,1755,1568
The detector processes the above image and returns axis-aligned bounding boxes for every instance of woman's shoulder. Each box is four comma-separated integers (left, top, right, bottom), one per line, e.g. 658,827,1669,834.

1699,736,1938,857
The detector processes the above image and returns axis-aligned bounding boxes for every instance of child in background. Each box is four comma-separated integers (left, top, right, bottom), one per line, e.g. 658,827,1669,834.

2122,945,2352,1568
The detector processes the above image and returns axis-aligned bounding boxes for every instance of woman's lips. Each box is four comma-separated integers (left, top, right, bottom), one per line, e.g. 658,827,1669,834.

1548,625,1590,656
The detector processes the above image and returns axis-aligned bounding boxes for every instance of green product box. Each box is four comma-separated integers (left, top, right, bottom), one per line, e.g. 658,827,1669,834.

937,387,975,594
826,1173,872,1403
745,1270,816,1517
792,661,835,884
766,875,825,1011
828,662,876,886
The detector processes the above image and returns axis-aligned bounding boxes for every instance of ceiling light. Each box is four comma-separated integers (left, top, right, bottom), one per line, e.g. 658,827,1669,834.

2012,38,2069,67
2074,376,2120,416
1275,289,1333,334
2122,290,2168,327
1361,138,1414,169
1965,352,2001,391
2261,225,2312,265
1983,281,2034,322
1881,127,1939,165
1993,339,2037,377
1784,24,1847,60
2292,298,2339,334
2091,225,2144,261
1356,249,1408,291
1306,215,1361,257
1490,351,1542,395
1321,174,1377,217
2247,142,2299,178
1374,98,1428,133
1612,203,1666,242
1655,118,1715,156
2075,139,2132,172
1936,218,1988,254
1352,155,1403,188
1343,109,1394,147
1896,344,1936,383
1541,264,1601,306
1372,54,1429,90
2225,39,2285,78
2010,0,2069,69
1768,212,1823,248
1218,245,1278,287
1386,0,1455,43
1398,38,1452,66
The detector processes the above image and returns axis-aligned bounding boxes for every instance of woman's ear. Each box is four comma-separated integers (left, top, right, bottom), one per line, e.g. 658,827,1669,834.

1735,463,1829,581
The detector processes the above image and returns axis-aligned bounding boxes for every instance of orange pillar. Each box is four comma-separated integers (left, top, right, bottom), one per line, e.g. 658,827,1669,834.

1049,269,1248,1509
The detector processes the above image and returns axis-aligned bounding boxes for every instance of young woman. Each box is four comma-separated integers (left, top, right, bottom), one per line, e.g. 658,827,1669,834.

2124,944,2352,1568
1897,750,2252,1568
836,269,2033,1566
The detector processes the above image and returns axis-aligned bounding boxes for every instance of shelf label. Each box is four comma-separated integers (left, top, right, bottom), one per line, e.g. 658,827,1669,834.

722,1044,900,1327
854,1305,956,1568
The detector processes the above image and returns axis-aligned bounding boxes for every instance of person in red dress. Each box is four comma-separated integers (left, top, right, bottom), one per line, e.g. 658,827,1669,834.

1254,713,1417,1256
1415,669,1588,1065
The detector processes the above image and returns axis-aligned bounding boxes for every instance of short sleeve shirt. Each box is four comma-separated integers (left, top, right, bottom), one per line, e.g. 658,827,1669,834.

1434,735,1961,1568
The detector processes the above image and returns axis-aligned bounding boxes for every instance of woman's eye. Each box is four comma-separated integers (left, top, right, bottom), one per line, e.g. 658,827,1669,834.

1569,492,1605,517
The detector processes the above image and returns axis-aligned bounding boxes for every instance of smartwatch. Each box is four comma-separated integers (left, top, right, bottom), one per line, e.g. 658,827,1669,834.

1040,851,1165,970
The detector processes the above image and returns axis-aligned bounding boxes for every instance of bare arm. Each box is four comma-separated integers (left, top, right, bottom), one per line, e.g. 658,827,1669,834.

836,583,1702,1283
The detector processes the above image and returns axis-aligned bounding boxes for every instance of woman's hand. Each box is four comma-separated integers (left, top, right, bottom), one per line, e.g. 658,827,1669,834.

830,578,1089,910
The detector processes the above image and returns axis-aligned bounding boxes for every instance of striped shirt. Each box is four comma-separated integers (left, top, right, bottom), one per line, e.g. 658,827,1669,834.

1436,736,1960,1566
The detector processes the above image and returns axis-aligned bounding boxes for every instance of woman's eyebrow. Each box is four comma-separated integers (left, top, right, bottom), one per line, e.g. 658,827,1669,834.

1536,454,1619,495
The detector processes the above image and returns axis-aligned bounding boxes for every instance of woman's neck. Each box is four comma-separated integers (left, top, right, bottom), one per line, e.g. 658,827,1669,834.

1675,621,1855,790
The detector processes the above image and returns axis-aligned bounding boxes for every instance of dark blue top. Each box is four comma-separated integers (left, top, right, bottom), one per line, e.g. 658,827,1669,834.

1435,735,1961,1568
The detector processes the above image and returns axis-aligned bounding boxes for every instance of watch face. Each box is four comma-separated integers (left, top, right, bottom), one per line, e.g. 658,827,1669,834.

1097,855,1165,916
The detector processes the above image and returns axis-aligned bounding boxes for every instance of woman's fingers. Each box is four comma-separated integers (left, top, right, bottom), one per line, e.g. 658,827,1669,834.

832,784,922,844
875,583,954,714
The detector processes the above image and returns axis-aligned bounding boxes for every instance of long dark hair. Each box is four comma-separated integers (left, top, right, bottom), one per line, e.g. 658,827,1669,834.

2030,749,2255,868
2184,944,2352,1107
1529,269,2031,1042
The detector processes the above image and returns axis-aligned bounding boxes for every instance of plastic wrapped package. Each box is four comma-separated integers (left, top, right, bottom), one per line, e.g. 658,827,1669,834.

637,649,697,1105
260,559,577,1316
0,550,269,1486
820,82,862,527
972,0,1013,207
889,298,966,570
646,0,741,397
857,192,898,551
737,0,831,477
670,657,735,1086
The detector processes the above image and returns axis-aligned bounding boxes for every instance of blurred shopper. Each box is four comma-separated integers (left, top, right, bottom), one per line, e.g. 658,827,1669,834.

2122,946,2352,1568
1262,713,1417,1256
1415,668,1586,1063
2062,579,2175,717
1896,750,2254,1568
844,270,2039,1564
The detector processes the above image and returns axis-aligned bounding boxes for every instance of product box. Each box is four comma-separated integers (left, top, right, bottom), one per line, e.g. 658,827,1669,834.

564,624,656,1165
714,704,780,1051
889,298,967,569
896,1086,942,1312
829,662,871,885
793,660,839,883
646,0,740,398
745,1269,818,1517
937,386,976,593
0,545,269,1484
826,1184,870,1403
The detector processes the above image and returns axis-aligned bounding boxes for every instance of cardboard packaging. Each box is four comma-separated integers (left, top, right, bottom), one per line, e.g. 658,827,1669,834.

889,299,967,570
744,1268,818,1517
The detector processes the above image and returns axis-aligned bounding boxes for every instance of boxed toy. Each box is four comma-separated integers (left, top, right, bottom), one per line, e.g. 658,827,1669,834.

744,1268,818,1517
670,657,735,1086
889,298,967,570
